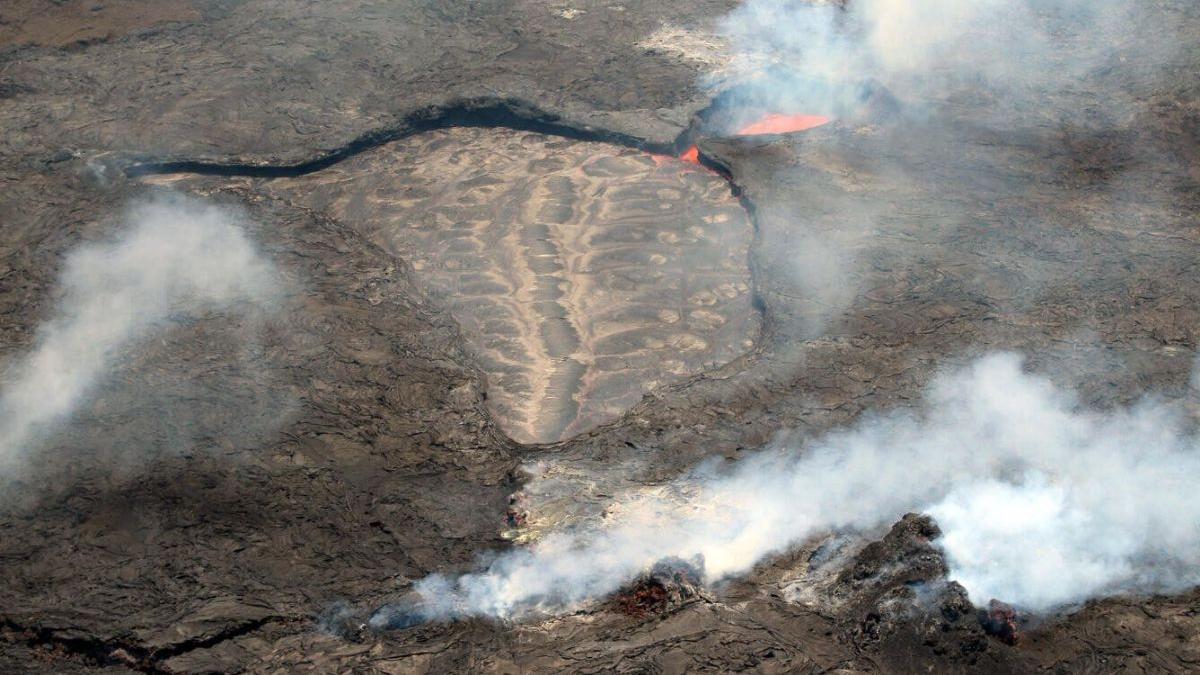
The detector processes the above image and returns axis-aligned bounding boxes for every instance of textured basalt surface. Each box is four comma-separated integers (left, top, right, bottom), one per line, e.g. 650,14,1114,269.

257,127,756,444
0,0,200,49
1,0,1200,673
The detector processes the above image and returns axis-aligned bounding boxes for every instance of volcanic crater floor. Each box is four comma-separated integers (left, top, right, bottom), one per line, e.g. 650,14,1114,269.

2,0,1200,673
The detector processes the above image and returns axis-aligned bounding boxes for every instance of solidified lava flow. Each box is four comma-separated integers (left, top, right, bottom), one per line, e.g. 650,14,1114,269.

735,113,831,136
259,127,758,445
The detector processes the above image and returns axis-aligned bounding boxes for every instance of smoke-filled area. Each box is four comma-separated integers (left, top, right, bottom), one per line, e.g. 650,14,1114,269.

377,352,1199,622
702,0,1191,338
0,193,282,473
709,0,1174,124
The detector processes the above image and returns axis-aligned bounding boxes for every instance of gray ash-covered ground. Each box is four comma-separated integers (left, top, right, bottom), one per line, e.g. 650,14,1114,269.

1,1,1199,673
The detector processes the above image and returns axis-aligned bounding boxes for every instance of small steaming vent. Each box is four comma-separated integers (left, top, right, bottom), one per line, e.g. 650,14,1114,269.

612,556,704,617
979,599,1022,645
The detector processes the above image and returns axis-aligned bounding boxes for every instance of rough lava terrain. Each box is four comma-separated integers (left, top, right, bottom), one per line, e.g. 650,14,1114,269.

1,0,1199,673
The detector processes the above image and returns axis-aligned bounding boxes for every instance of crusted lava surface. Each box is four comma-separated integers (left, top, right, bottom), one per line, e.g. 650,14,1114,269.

249,126,757,444
1,1,1199,673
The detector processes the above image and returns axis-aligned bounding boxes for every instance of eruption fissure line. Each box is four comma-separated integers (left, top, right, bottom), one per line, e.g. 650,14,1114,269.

121,96,820,190
735,113,832,136
679,111,833,164
122,99,686,179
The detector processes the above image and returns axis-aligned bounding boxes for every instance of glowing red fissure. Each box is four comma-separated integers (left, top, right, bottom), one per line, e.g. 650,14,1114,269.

735,113,832,136
674,113,831,164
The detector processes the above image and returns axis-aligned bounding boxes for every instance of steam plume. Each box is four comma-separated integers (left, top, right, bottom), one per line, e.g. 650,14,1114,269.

694,0,1177,337
379,352,1200,622
710,0,1155,123
0,193,281,470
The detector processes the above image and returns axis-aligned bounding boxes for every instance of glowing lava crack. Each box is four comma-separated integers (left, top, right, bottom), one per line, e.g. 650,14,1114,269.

735,113,831,136
680,111,832,165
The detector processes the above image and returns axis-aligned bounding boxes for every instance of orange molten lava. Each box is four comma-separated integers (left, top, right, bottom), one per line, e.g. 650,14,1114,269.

679,145,701,164
735,113,831,136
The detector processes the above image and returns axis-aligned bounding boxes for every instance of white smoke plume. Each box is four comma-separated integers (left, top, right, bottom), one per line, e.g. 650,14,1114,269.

709,0,1158,123
379,352,1200,623
690,0,1183,338
0,193,282,470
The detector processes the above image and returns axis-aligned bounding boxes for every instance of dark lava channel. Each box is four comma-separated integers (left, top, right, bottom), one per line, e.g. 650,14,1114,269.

120,99,693,179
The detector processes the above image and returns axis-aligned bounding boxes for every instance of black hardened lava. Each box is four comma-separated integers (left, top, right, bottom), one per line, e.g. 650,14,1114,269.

1,616,285,673
122,97,691,179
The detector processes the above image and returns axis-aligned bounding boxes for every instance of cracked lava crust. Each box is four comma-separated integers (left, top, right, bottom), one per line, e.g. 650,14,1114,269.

253,126,759,445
